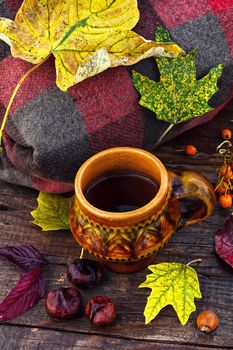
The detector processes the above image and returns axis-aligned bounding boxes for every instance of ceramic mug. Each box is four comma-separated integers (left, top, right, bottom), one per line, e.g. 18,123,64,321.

69,147,215,273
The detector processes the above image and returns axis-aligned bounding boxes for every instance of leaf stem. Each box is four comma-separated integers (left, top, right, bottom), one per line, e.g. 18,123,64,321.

186,258,202,266
155,123,174,147
79,248,84,259
216,140,232,153
0,55,50,150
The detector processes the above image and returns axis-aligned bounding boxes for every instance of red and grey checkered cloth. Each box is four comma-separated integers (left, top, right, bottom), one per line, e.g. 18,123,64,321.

0,0,233,193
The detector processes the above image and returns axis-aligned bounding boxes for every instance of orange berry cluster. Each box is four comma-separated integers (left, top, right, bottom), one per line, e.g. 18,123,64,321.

215,129,233,208
215,164,233,208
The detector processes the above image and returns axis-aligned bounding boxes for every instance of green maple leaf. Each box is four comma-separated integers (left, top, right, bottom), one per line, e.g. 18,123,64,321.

132,28,223,139
139,262,202,325
31,192,72,231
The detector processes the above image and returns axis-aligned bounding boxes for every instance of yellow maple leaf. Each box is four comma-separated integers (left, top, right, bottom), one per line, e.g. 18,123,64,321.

139,262,202,325
0,0,184,91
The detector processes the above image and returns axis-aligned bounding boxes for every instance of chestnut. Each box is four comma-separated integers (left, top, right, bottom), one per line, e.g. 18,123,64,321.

67,259,104,288
85,296,116,326
45,287,82,320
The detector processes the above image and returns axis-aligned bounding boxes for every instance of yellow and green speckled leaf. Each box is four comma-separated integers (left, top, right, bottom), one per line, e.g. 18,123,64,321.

155,27,173,43
31,192,71,231
139,262,202,325
0,1,184,91
132,28,223,125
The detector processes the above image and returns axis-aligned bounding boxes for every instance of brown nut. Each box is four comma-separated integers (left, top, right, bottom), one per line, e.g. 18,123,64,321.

196,310,219,334
85,295,116,326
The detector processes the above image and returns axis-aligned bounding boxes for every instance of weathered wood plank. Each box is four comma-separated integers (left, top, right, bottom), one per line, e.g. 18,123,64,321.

0,325,230,350
0,180,38,198
0,188,231,277
0,253,232,348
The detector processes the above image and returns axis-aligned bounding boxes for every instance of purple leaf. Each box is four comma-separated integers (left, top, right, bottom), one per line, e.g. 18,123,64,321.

0,268,45,321
0,244,49,271
215,215,233,268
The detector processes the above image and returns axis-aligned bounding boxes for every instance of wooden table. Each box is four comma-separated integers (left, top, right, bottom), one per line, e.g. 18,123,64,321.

0,101,233,350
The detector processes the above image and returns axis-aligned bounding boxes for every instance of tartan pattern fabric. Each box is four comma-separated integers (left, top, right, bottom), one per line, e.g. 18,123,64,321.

0,0,233,193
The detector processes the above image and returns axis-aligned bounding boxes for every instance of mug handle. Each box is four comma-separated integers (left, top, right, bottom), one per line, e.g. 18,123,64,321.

168,171,216,227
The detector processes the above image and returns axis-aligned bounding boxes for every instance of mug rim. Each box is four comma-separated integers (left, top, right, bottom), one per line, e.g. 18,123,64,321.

74,147,169,226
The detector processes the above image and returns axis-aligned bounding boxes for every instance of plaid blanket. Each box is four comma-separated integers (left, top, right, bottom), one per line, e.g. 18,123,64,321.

0,0,233,193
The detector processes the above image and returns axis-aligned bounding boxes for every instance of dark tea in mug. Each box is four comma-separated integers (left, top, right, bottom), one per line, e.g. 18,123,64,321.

84,172,159,212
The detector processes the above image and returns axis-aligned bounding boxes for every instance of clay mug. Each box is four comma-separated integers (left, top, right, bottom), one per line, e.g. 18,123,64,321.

69,147,215,273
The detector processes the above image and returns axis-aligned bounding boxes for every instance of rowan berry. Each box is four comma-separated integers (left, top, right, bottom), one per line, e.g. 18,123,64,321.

221,129,232,140
219,194,232,208
215,181,228,194
184,144,197,156
220,164,233,179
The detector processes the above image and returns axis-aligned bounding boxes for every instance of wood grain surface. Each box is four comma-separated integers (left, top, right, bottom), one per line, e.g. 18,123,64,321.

0,101,233,349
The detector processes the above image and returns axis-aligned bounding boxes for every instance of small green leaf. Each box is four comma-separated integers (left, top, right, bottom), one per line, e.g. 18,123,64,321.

31,192,72,231
155,27,173,43
139,262,202,326
132,28,223,126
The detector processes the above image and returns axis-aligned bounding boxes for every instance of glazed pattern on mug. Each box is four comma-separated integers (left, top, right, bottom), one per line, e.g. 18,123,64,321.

69,172,210,262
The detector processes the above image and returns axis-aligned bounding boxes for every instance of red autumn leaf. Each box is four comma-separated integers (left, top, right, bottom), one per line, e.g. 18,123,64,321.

0,268,45,321
0,244,49,271
215,215,233,268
